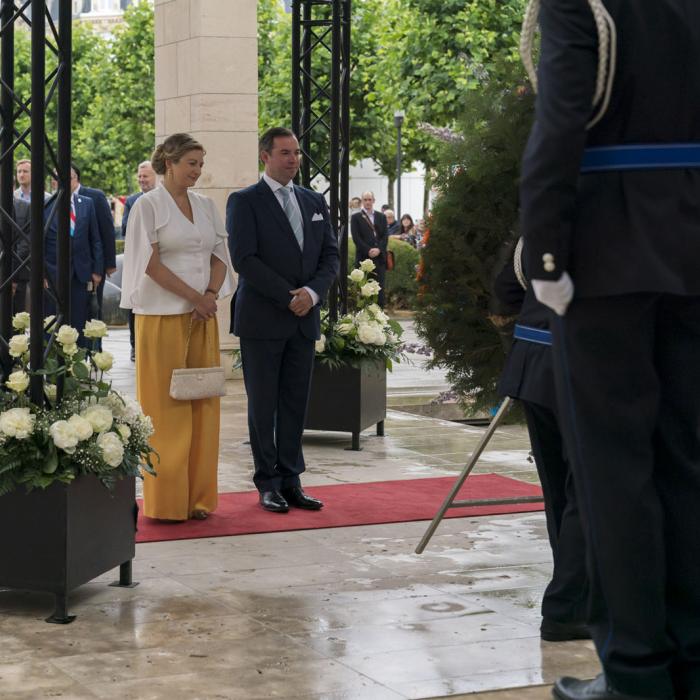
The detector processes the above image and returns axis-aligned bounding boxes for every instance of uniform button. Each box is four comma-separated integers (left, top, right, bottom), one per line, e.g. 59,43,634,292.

544,261,556,272
542,253,554,263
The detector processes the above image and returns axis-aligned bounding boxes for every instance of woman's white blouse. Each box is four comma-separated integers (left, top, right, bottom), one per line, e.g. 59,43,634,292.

120,186,235,315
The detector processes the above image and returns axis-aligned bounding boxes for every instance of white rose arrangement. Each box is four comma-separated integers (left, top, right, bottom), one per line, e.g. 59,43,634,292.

0,313,157,496
315,259,404,370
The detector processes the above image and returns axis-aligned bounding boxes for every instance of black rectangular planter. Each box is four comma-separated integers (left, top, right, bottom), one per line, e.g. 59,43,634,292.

305,359,387,449
0,474,137,623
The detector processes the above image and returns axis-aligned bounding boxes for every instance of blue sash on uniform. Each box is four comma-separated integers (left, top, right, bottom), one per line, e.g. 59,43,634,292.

514,324,552,346
581,143,700,173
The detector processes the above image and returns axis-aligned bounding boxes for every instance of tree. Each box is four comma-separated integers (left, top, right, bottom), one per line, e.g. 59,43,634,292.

11,5,153,195
413,73,534,413
74,1,154,194
395,0,527,205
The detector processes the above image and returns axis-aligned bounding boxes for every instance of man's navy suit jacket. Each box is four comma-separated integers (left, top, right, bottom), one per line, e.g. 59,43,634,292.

78,185,116,271
121,191,143,238
44,193,103,284
226,179,339,341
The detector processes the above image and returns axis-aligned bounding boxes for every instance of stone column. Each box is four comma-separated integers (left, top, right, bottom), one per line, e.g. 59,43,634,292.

154,0,259,376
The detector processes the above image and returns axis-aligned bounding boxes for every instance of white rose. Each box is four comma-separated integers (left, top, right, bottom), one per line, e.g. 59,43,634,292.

81,404,113,433
0,407,35,439
83,319,108,339
97,432,124,468
8,334,29,358
49,420,79,453
12,312,30,331
93,351,113,372
56,325,79,346
101,392,126,420
116,423,131,442
43,315,56,331
360,280,381,298
336,321,354,336
67,414,93,441
63,343,79,357
315,334,326,353
349,269,364,283
359,259,376,273
44,383,57,401
357,323,375,345
6,370,29,393
373,328,387,346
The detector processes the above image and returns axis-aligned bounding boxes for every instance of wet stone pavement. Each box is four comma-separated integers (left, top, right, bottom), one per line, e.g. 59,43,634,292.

0,323,599,699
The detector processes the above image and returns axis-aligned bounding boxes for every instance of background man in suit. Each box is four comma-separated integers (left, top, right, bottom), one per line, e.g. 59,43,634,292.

121,160,157,361
520,1,700,698
227,127,339,514
70,164,116,323
44,178,103,346
14,159,50,203
494,240,588,644
9,197,30,313
350,190,388,307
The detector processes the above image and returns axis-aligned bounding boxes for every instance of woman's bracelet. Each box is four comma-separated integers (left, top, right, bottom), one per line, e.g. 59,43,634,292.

205,288,219,297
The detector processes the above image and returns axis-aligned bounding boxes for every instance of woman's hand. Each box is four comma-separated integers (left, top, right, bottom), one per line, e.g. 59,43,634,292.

192,291,217,320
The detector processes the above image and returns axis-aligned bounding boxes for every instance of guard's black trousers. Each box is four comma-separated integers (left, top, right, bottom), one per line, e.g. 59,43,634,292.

523,401,588,625
552,294,700,700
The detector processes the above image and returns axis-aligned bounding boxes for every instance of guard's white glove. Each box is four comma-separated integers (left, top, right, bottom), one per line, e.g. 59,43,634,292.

532,272,574,316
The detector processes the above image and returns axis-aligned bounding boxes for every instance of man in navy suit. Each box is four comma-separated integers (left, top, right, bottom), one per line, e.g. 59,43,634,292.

70,164,116,322
121,160,157,361
350,191,388,307
520,1,700,698
227,127,339,513
44,185,103,346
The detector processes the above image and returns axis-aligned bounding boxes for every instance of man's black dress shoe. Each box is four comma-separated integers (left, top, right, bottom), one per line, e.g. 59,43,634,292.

541,617,592,642
259,490,289,513
281,486,323,510
553,674,663,700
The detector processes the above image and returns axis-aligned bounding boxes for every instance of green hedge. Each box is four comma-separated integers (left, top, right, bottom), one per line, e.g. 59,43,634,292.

346,237,418,309
115,238,125,255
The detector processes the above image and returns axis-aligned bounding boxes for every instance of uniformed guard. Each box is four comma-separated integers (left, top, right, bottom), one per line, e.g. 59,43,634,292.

494,239,589,643
520,0,700,698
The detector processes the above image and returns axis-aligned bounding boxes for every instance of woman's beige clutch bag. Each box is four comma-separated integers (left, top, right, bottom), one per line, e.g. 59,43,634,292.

169,319,226,400
169,366,226,401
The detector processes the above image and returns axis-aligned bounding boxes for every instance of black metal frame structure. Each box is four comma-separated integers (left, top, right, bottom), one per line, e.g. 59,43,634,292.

0,0,71,403
291,0,350,317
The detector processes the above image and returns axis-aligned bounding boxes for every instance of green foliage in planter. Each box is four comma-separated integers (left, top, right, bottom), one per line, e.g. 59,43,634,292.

414,75,534,413
346,237,419,309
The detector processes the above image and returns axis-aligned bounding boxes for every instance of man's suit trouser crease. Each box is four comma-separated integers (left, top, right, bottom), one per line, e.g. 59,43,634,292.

551,294,700,699
523,402,588,624
240,328,315,492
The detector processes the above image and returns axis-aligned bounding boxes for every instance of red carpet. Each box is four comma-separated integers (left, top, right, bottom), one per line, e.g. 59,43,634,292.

136,474,543,543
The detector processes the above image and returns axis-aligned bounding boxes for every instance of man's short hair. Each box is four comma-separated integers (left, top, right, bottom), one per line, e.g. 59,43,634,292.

361,191,375,199
381,204,390,211
384,209,395,217
259,127,297,156
71,163,81,181
16,159,30,168
138,160,153,170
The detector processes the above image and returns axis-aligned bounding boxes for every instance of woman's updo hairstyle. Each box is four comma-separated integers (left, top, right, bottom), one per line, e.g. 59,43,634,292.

151,133,205,175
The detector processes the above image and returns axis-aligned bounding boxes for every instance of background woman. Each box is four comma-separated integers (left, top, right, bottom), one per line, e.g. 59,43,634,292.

120,133,234,521
391,213,417,248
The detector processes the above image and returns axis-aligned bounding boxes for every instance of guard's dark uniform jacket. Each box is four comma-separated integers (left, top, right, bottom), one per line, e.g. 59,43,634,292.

519,1,700,697
495,247,588,631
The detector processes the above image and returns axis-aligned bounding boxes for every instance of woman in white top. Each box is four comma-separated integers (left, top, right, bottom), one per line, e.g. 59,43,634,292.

120,133,234,521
